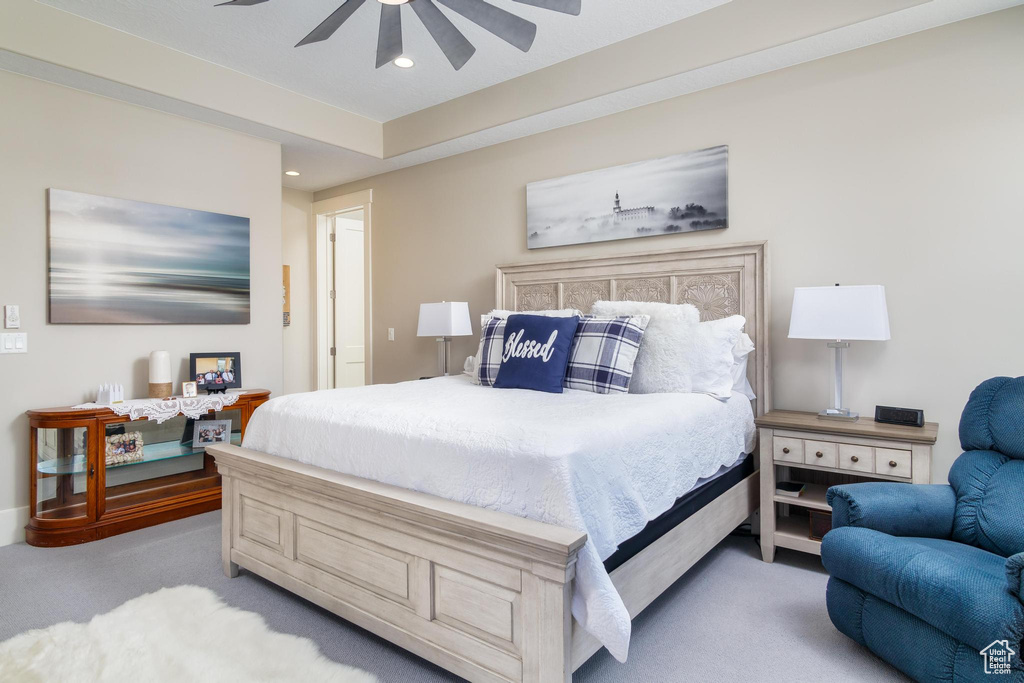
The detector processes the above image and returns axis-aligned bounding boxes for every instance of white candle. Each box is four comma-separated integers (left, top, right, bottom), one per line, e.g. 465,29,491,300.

149,351,171,384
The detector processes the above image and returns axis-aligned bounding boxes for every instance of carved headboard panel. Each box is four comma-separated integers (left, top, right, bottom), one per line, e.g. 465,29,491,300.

495,242,770,415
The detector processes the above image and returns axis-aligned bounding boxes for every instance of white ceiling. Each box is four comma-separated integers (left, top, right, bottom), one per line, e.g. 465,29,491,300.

9,0,1022,191
36,0,729,121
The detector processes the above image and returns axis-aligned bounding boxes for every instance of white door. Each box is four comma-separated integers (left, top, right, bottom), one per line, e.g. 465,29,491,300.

330,210,365,388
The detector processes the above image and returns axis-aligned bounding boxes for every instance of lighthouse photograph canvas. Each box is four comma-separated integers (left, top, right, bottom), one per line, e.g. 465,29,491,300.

526,145,728,249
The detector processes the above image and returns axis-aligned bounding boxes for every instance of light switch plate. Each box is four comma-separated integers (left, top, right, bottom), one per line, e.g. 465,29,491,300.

0,333,27,353
388,328,395,341
3,304,19,329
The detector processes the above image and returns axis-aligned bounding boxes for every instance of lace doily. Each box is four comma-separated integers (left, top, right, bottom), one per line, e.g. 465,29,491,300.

72,393,241,424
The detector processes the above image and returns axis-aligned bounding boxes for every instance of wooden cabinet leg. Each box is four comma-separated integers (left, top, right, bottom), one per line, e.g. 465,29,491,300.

224,559,239,578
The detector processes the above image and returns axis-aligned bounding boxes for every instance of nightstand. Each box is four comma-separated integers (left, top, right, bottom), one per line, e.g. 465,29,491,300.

756,410,938,562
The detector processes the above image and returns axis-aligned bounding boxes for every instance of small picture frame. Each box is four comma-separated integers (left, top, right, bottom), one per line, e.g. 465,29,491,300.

193,419,233,447
182,381,198,398
104,431,144,467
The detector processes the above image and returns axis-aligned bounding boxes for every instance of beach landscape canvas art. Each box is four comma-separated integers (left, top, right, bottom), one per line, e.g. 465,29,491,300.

526,145,728,249
48,190,250,324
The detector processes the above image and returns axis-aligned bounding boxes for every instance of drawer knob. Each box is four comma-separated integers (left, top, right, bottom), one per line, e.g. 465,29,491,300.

782,447,790,454
889,460,898,468
851,455,859,463
815,451,824,458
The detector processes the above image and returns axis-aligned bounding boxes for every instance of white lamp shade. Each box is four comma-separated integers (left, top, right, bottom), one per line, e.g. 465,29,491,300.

417,302,473,337
788,285,891,341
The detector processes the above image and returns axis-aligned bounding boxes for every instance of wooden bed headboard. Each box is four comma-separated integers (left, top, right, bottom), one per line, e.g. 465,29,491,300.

496,241,770,416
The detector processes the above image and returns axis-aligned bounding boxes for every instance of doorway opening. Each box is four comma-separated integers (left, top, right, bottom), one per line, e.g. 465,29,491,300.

314,190,371,390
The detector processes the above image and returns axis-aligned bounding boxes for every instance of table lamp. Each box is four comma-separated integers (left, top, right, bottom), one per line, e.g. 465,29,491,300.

788,285,890,421
417,302,473,377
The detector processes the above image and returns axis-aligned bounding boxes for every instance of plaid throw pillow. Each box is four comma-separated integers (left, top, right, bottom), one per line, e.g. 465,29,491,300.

564,315,650,394
477,316,507,387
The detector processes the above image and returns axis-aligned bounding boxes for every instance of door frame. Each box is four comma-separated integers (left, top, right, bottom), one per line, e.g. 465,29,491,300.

313,189,372,390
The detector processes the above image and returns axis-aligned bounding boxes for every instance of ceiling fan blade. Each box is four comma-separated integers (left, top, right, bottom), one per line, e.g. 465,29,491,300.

376,4,403,68
295,0,367,47
410,0,476,71
436,0,536,52
512,0,581,16
215,0,270,5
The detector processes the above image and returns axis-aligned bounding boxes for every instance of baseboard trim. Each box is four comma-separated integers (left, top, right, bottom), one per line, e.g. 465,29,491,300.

0,506,29,547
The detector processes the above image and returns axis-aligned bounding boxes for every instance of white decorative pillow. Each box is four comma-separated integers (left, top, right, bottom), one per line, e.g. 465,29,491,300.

590,300,700,394
731,333,756,400
470,309,582,384
690,315,748,399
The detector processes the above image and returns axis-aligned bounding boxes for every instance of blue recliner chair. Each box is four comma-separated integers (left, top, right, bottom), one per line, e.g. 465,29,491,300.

821,377,1024,682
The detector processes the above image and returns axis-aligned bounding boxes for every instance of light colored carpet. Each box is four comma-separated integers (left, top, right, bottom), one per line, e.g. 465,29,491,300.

0,512,904,682
0,585,376,683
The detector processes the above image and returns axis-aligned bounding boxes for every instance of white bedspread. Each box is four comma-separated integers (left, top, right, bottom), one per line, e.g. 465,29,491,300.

243,376,756,662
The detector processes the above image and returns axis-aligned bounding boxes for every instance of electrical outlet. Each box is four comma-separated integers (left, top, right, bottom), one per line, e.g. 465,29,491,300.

388,328,395,341
0,332,27,353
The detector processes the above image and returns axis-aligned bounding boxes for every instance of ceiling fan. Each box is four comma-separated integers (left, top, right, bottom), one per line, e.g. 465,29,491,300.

216,0,582,71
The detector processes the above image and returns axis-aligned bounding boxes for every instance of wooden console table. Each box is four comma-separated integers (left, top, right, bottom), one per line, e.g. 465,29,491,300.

26,389,270,547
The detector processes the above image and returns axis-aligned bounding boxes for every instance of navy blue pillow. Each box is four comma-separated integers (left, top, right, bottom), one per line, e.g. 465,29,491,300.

493,314,579,393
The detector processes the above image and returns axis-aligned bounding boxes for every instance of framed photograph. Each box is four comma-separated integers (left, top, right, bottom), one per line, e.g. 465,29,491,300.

104,431,144,467
189,352,241,393
526,145,728,249
47,189,250,324
193,419,232,447
182,381,198,398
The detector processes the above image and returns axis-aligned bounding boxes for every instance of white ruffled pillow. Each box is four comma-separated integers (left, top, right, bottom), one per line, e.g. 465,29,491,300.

590,300,700,394
470,309,582,384
731,333,756,400
690,315,748,399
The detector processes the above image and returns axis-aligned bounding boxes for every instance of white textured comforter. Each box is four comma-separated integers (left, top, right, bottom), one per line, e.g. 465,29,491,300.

242,376,756,662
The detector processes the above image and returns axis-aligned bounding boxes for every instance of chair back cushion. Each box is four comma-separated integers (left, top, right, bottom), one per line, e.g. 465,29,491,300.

959,376,1024,457
951,377,1024,557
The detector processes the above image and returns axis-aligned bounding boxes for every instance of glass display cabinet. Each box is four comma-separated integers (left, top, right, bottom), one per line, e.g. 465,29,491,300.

26,389,269,547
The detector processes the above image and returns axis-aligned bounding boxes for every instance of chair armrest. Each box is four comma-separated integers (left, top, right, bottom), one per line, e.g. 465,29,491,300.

1008,553,1024,603
826,483,956,538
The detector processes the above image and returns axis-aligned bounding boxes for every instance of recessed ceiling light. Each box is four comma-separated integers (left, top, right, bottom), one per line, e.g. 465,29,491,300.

394,57,414,69
378,0,410,5
284,170,301,177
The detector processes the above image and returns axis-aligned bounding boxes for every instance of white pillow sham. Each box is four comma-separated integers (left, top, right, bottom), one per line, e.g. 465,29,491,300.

469,308,583,383
590,300,700,394
690,315,748,399
731,332,756,400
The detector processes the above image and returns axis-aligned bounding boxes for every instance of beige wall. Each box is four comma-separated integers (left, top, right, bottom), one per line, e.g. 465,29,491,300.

315,7,1024,482
282,187,314,395
0,70,284,541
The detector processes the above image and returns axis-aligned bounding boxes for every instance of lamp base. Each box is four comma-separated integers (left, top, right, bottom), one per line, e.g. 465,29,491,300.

818,408,859,421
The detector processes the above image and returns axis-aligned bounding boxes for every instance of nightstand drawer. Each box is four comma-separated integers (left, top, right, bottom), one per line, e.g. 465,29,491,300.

804,440,838,468
839,444,874,473
876,448,912,478
774,437,804,463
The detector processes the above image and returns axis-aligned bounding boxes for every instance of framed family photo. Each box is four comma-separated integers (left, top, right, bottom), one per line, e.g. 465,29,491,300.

192,419,232,447
189,352,241,393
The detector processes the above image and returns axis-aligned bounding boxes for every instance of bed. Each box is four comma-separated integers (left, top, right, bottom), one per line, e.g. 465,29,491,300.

208,242,769,683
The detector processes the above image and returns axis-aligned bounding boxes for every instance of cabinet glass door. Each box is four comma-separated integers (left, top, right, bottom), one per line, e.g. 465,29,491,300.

35,425,90,521
101,409,241,515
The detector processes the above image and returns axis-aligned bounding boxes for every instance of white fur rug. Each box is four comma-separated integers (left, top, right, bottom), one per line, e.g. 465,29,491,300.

0,585,377,683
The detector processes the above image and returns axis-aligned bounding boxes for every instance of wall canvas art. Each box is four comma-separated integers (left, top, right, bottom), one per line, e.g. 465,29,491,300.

48,189,250,324
526,145,728,249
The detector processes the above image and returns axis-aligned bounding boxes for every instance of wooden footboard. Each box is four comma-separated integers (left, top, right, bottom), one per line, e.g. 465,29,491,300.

209,444,587,683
